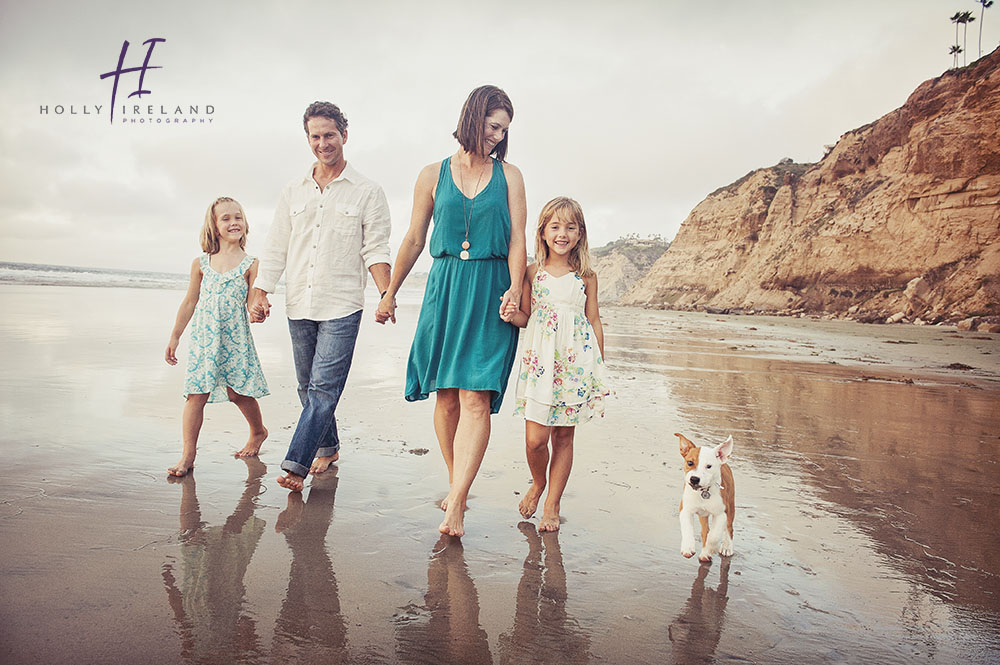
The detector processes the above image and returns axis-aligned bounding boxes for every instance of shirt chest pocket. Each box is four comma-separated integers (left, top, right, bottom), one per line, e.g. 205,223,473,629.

333,203,361,237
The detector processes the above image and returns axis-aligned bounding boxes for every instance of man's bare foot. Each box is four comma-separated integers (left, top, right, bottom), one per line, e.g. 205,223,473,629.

235,427,268,458
518,483,545,518
309,452,339,475
438,501,465,537
538,508,561,532
277,472,305,493
275,493,305,533
167,459,194,477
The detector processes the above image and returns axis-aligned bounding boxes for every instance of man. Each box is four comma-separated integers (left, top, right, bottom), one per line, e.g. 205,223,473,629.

251,101,391,493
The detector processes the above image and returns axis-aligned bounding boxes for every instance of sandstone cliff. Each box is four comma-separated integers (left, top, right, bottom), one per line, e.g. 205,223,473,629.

591,236,669,303
622,47,1000,324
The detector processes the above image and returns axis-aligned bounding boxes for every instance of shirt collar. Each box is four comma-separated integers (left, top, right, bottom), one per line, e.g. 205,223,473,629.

303,161,357,186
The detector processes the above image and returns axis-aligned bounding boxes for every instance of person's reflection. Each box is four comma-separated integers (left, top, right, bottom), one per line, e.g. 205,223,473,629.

270,468,348,664
161,458,267,663
497,522,591,664
667,558,730,665
395,534,493,665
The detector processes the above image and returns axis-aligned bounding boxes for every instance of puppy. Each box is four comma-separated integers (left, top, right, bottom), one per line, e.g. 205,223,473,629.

676,433,735,561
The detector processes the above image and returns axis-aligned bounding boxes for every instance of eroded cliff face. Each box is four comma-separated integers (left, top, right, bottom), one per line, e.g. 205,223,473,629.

622,48,1000,323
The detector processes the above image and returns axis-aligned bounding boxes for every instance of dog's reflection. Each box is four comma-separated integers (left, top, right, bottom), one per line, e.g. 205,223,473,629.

395,534,493,665
668,558,730,665
271,468,348,663
161,458,267,662
497,522,591,665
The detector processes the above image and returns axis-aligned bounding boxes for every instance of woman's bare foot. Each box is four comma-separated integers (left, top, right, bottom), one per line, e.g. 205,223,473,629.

439,494,469,513
277,472,305,493
167,458,194,477
518,483,545,518
309,452,339,475
539,505,561,532
438,499,465,537
235,427,268,458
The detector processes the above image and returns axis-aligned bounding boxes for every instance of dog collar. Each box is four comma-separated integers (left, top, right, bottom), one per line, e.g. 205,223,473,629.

697,483,724,500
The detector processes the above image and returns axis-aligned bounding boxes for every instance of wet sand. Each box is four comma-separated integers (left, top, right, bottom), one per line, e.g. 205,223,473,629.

1,284,998,664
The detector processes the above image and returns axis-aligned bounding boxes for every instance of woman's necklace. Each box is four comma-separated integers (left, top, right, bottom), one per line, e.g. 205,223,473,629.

459,157,488,261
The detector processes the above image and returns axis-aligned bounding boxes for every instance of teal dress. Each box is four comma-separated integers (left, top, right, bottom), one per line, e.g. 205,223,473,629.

405,157,519,413
184,254,270,403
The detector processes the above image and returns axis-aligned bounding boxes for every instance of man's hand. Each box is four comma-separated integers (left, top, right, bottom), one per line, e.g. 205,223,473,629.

375,292,396,325
249,287,271,323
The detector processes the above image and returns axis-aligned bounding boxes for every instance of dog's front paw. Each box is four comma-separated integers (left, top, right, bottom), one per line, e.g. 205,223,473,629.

680,545,696,558
698,548,712,563
719,544,734,557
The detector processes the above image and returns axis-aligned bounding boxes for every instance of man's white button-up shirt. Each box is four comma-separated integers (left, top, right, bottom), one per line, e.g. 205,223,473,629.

256,162,391,321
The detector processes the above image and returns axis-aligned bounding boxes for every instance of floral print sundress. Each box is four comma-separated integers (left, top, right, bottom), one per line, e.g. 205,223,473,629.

513,267,610,425
184,253,269,403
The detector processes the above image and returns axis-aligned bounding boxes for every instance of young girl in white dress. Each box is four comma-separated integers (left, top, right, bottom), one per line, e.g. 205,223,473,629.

504,196,610,531
164,197,269,477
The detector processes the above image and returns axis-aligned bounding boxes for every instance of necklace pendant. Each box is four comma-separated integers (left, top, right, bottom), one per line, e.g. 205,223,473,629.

461,240,470,250
701,489,711,500
460,250,470,261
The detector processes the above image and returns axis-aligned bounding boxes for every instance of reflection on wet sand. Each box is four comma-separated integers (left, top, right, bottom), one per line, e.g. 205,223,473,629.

667,559,730,665
660,347,1000,614
497,523,591,665
271,469,349,664
161,458,267,663
395,535,493,665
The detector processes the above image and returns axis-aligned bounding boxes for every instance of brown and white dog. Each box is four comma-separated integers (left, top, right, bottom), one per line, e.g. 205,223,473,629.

677,433,735,562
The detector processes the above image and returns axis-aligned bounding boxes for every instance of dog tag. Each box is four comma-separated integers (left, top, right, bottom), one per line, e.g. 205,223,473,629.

460,250,470,260
701,489,711,500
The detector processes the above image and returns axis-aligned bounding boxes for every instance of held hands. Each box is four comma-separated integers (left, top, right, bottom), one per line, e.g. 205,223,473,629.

249,289,271,323
499,288,521,322
375,292,397,325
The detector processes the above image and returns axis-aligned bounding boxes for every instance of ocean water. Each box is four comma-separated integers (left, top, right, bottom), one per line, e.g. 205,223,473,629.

0,261,426,304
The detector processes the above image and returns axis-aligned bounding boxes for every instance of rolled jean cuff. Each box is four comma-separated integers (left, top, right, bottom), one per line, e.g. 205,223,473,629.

316,445,339,458
280,460,310,478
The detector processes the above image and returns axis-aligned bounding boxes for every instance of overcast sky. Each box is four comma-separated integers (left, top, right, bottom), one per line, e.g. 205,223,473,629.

1,0,995,273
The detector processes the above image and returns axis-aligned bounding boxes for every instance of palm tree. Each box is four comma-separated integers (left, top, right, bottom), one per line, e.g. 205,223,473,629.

978,1,994,59
950,44,963,69
960,11,976,65
952,11,963,52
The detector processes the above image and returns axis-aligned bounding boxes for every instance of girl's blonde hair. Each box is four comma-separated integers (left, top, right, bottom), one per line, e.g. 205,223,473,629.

200,196,248,254
535,196,593,277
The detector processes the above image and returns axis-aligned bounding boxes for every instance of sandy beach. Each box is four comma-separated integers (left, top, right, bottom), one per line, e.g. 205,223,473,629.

1,283,998,664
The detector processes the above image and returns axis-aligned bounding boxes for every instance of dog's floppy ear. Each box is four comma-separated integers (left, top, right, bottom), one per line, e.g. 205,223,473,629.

715,435,734,463
675,433,695,455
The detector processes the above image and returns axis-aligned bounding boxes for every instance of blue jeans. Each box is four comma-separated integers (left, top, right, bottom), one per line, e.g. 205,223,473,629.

281,310,362,477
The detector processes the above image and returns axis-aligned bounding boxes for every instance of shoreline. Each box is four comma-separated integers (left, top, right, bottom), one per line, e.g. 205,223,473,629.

1,284,998,664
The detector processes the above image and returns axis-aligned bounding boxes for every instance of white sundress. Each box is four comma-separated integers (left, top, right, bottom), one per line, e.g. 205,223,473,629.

184,254,269,403
513,267,610,426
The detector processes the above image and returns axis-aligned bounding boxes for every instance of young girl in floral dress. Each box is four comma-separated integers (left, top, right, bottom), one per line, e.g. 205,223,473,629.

505,196,610,531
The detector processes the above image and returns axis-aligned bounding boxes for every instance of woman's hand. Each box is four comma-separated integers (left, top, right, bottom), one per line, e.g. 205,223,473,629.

376,292,397,324
499,288,521,322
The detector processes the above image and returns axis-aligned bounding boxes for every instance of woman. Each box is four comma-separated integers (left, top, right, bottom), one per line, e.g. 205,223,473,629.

377,85,527,537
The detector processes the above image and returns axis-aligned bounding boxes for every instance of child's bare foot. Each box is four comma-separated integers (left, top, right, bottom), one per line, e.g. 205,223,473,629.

538,507,561,532
275,493,305,533
518,483,545,518
309,452,339,475
235,427,268,458
167,458,195,477
277,472,305,493
438,500,465,537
